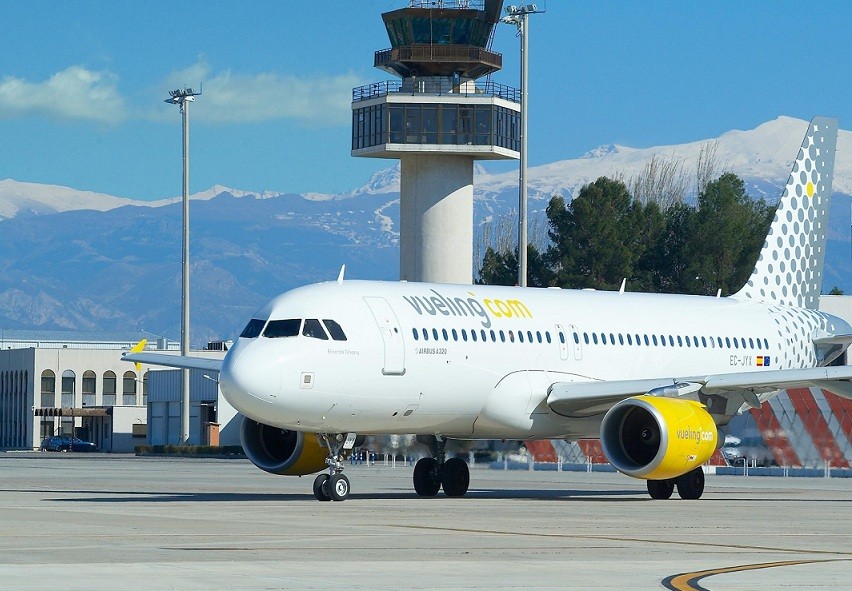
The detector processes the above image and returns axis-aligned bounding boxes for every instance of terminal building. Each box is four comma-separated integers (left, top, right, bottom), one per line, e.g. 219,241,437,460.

0,331,229,452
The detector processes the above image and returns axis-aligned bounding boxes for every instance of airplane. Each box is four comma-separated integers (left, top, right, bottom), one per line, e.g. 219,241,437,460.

125,117,852,502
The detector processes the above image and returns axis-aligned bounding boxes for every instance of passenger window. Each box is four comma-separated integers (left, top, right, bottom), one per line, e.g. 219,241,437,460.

240,319,266,339
627,334,633,346
264,319,301,338
668,335,674,347
573,333,580,344
518,331,524,343
701,336,707,348
461,329,468,342
471,330,477,342
559,332,565,344
733,338,739,349
412,328,419,340
303,319,329,340
756,338,762,350
545,332,552,344
618,334,624,346
537,331,543,343
422,328,429,340
677,336,683,347
592,333,599,345
600,333,607,345
583,333,590,345
323,319,347,341
527,331,533,343
610,333,615,344
490,330,496,342
764,338,769,349
452,329,458,341
499,330,506,343
652,335,658,346
442,329,449,341
433,328,439,341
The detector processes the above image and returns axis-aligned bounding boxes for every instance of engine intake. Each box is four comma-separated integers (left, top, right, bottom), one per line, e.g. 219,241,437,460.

240,417,327,476
600,396,717,480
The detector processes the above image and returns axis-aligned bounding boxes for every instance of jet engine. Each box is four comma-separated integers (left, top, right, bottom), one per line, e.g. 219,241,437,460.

240,417,327,476
600,395,717,480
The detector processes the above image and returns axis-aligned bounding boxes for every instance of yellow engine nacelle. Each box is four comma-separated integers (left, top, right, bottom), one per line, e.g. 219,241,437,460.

240,417,327,476
600,395,717,480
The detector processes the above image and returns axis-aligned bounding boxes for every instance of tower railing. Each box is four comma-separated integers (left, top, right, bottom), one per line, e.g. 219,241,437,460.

375,45,502,71
406,0,485,9
353,79,520,103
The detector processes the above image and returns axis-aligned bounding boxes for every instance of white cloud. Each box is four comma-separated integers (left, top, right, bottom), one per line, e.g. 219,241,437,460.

158,61,361,126
0,66,126,123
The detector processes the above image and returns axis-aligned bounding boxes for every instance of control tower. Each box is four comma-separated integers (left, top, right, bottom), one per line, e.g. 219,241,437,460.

352,0,520,284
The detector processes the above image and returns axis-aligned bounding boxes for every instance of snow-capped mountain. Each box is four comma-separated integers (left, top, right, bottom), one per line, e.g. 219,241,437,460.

0,116,848,343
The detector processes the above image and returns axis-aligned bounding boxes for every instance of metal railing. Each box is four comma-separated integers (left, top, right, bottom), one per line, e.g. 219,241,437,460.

353,79,520,103
407,0,485,9
375,45,502,69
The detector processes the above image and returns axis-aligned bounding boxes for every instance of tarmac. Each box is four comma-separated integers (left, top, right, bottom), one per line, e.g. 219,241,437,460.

0,453,849,591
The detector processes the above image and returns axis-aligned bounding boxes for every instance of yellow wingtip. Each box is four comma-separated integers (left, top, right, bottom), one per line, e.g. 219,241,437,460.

130,339,147,372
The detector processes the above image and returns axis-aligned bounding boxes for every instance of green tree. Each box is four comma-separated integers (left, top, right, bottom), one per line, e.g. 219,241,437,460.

545,177,645,290
477,244,550,287
686,173,774,295
829,286,845,295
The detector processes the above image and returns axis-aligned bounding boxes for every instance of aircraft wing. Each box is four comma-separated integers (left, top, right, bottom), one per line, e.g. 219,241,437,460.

121,352,223,373
547,365,852,417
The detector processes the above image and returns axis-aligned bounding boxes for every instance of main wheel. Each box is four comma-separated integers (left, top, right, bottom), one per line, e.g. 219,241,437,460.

440,457,470,497
647,479,674,500
329,473,350,501
413,457,441,496
675,468,705,500
313,473,331,501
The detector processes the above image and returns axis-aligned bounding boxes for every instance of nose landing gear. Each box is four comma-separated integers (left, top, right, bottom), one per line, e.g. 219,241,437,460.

313,433,359,501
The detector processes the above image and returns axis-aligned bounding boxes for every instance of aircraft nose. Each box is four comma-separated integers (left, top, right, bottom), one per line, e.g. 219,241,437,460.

220,343,281,412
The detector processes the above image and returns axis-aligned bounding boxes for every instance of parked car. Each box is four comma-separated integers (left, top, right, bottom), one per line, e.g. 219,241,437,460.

40,435,97,452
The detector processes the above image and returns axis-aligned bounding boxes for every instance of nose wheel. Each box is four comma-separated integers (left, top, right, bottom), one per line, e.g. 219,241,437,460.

314,433,356,501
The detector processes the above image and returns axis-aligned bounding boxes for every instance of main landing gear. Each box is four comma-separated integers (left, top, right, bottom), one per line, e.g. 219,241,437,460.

413,436,470,498
646,467,705,500
313,433,362,502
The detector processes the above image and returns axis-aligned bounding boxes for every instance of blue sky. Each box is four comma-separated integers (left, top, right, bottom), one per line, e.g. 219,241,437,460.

1,1,850,200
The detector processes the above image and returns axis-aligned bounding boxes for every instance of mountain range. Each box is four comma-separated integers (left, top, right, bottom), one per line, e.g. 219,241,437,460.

0,116,849,345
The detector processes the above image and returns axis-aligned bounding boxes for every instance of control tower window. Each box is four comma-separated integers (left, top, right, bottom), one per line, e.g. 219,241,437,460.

389,105,404,143
323,320,348,342
452,18,472,44
432,18,451,44
303,319,329,341
264,319,302,338
411,17,432,43
240,319,266,339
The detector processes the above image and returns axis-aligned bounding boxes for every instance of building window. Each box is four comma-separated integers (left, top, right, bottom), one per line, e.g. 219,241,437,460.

61,370,75,407
142,372,148,406
123,371,137,405
40,369,55,408
103,371,116,406
82,371,96,407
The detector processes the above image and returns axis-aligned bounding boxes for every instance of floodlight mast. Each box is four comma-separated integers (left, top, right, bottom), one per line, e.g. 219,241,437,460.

164,86,201,446
501,4,544,287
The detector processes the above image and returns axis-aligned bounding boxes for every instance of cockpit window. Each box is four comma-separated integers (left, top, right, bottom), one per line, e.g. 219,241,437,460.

302,318,329,340
323,319,347,341
263,319,301,338
240,319,266,339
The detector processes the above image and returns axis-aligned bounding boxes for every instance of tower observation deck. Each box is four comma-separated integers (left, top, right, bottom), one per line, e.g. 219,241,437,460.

352,0,520,284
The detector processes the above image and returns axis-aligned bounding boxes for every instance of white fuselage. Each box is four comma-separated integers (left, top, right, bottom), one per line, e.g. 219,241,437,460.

217,280,845,440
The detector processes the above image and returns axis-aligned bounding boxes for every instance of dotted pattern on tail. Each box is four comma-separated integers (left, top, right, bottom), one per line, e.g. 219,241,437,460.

735,117,838,310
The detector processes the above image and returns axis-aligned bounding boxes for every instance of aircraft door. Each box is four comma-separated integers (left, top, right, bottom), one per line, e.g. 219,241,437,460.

569,324,582,360
554,324,569,361
364,297,406,375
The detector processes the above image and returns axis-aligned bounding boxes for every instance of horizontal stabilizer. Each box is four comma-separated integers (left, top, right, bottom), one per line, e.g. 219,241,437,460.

121,352,223,373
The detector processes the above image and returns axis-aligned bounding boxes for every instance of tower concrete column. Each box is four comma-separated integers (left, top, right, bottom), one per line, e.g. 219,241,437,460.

400,155,474,283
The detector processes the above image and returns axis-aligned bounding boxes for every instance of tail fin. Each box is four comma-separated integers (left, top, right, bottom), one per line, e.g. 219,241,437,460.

733,117,838,309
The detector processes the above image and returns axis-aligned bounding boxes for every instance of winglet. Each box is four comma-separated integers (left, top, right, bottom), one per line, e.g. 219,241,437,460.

129,339,148,372
337,264,346,284
619,278,626,294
